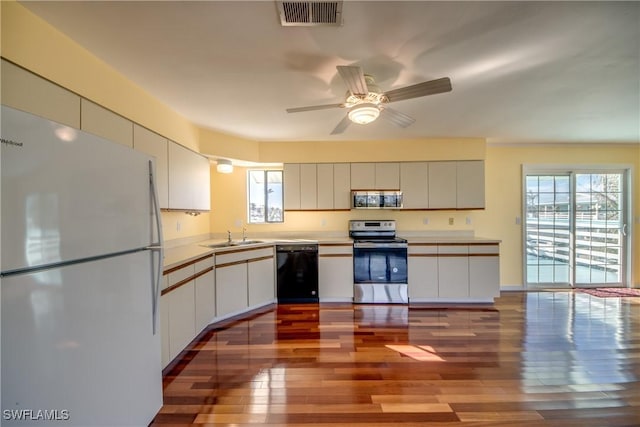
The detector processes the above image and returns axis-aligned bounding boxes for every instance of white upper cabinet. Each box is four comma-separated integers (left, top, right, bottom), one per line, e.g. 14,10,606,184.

400,162,429,208
80,99,133,148
316,163,334,210
2,59,80,128
333,163,351,209
428,161,457,209
374,162,400,189
168,141,211,211
350,162,400,189
133,125,169,209
299,163,318,210
286,163,351,211
284,163,301,210
284,163,318,210
350,163,375,189
284,160,484,211
456,160,485,209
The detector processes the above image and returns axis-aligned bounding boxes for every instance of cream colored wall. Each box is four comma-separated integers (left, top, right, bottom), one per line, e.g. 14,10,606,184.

211,143,639,288
161,211,211,242
1,2,199,151
259,138,486,163
199,128,261,162
1,1,214,242
481,144,640,287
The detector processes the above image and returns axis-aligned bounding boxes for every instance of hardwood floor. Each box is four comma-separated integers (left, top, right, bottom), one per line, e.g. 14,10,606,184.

150,292,640,426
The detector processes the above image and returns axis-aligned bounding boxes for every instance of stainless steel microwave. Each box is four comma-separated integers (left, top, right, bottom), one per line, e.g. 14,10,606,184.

351,190,403,209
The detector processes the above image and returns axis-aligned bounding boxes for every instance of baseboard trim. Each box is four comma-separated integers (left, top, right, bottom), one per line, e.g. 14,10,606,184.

500,285,526,292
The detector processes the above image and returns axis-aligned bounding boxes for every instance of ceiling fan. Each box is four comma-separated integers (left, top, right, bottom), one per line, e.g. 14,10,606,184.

286,65,452,135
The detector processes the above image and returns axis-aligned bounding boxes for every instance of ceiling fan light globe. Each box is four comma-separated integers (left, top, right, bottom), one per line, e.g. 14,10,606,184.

348,103,380,125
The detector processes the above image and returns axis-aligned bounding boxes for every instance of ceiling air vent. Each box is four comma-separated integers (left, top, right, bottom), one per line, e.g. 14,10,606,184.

277,1,343,26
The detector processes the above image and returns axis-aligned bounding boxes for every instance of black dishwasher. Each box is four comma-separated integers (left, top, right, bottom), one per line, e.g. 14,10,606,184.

276,243,319,303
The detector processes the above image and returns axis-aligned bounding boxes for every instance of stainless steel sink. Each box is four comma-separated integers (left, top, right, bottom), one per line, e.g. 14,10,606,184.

234,240,263,245
203,240,263,249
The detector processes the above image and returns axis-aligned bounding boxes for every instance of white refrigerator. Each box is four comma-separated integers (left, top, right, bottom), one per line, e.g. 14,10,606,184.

1,106,164,426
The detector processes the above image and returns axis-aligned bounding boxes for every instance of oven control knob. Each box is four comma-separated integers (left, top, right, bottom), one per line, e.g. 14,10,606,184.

392,267,398,273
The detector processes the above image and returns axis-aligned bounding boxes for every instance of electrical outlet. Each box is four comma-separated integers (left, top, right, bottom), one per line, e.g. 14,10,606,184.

423,217,429,225
176,221,181,232
234,219,242,228
516,216,522,225
449,217,454,226
321,218,327,227
465,216,471,225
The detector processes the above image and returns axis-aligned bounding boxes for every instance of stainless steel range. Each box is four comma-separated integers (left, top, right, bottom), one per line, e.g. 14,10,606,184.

349,220,408,303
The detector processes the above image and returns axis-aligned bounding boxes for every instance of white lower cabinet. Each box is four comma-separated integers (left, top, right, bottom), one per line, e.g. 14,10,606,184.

194,267,216,333
248,257,275,307
166,280,196,362
408,244,438,300
438,257,469,298
161,254,215,368
469,244,500,298
215,262,248,318
318,244,353,301
408,242,500,302
216,246,275,318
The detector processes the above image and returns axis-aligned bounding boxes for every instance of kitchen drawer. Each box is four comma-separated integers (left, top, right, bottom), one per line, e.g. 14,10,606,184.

319,243,353,256
195,254,215,273
408,243,438,255
166,263,195,288
437,244,469,256
216,246,273,265
468,243,499,255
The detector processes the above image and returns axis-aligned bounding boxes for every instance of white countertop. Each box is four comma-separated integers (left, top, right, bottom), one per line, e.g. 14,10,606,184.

163,233,502,270
403,236,501,244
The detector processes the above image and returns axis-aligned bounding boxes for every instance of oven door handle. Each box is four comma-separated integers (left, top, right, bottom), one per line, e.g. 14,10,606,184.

353,242,408,249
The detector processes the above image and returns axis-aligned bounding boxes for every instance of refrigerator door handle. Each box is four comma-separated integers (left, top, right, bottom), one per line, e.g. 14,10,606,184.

148,160,164,335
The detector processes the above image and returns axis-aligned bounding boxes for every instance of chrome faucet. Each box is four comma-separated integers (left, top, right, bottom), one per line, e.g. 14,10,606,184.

227,230,232,243
242,228,247,242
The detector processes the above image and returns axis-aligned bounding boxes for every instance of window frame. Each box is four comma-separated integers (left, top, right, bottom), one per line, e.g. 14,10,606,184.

521,164,633,288
247,169,284,224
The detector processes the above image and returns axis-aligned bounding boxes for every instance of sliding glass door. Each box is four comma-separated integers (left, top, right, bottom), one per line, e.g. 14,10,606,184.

524,169,628,288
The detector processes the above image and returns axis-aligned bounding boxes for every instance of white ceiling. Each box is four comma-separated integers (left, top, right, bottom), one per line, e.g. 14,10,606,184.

21,1,640,144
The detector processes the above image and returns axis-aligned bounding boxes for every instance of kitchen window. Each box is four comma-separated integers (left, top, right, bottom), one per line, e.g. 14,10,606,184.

247,170,284,223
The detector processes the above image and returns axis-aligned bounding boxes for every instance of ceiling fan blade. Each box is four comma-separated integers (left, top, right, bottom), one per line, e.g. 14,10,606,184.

330,114,352,135
384,77,452,103
286,103,344,113
337,65,368,97
379,107,415,128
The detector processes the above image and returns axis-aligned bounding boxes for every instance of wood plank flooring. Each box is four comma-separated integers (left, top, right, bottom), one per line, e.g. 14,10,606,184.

150,292,640,426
